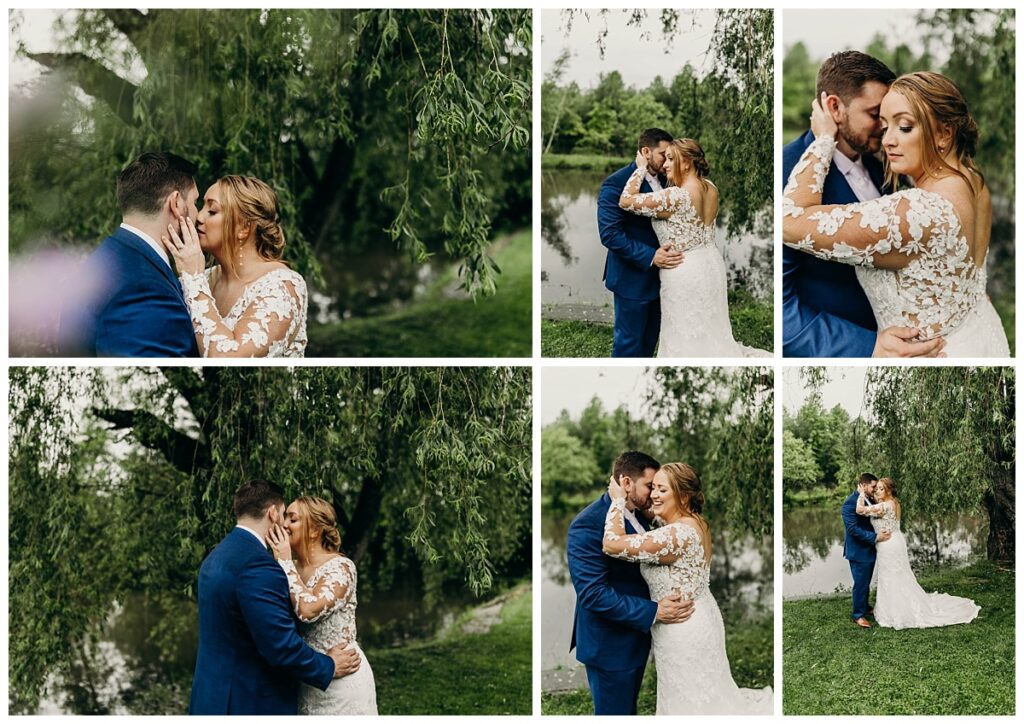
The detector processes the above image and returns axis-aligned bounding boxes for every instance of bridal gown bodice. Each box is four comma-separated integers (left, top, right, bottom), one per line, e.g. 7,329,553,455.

859,497,980,630
603,499,771,714
618,169,770,358
279,556,377,715
179,267,308,357
783,134,1008,356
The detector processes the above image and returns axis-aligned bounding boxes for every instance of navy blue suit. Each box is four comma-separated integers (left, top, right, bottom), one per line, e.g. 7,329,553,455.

568,493,659,714
842,491,878,621
598,164,663,357
782,130,886,357
188,527,335,715
60,226,199,357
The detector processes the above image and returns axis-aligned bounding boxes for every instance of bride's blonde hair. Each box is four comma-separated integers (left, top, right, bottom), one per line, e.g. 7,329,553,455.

877,477,901,518
294,495,343,553
660,462,711,559
216,175,288,277
668,138,711,190
883,72,984,196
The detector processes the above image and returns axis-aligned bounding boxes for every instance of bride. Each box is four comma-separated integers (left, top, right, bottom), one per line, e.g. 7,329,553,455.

162,175,308,357
602,463,772,715
783,72,1009,357
268,496,378,715
618,139,770,357
857,478,980,629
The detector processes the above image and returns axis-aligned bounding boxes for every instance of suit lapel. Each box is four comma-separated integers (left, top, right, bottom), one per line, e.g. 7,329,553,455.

111,227,185,295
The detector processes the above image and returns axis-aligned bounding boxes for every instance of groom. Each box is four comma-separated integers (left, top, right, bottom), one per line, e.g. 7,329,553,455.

60,151,200,357
782,51,943,358
189,479,359,714
842,473,890,628
598,128,683,357
567,451,693,714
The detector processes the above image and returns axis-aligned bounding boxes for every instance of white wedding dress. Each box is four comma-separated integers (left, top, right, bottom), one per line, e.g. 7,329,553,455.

279,556,378,715
604,498,772,715
858,496,980,629
619,169,770,357
179,267,308,357
783,134,1009,357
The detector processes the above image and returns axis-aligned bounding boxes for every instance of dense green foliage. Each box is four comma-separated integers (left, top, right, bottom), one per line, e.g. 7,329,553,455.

788,367,1015,561
542,367,773,537
10,9,531,305
783,560,1013,714
9,366,531,713
543,9,772,235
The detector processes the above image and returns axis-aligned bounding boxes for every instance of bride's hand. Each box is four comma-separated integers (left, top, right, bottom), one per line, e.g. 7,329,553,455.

161,215,205,276
634,150,648,173
267,523,292,561
810,92,839,140
608,475,626,501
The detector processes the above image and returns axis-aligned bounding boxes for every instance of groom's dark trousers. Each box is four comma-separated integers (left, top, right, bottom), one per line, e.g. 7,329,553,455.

598,163,663,357
781,130,884,357
842,491,878,621
568,493,658,714
189,527,334,715
58,226,199,357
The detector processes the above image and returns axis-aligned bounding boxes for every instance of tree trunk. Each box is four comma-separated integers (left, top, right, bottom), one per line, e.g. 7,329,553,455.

983,466,1015,562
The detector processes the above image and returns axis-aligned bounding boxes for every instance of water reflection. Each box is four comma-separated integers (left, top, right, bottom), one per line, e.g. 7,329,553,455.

783,504,986,599
540,169,772,316
542,506,772,691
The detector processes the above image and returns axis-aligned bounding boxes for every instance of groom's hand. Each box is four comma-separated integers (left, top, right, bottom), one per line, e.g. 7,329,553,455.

652,246,683,269
876,530,892,543
655,593,694,624
873,326,945,358
327,643,361,678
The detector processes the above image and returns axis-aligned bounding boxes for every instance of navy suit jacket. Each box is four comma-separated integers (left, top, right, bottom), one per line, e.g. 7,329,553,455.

841,491,878,563
568,493,659,671
60,226,199,357
782,130,884,357
188,527,335,715
598,164,662,302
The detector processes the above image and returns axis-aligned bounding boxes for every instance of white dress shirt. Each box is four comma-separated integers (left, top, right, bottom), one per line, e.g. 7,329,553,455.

120,222,172,268
831,151,881,202
622,505,645,534
645,172,664,192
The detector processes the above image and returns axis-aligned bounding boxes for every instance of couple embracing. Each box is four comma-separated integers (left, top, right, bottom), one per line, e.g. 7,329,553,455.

567,451,772,715
62,151,307,358
599,130,770,358
189,480,377,715
843,473,980,630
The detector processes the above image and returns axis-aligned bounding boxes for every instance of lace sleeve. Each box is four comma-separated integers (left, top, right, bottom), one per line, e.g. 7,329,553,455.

602,497,693,564
278,557,354,624
618,167,689,219
856,494,886,518
179,270,304,358
781,134,950,270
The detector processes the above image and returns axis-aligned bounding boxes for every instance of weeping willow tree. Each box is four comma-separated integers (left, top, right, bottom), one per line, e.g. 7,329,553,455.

646,366,774,537
9,9,531,295
8,366,531,713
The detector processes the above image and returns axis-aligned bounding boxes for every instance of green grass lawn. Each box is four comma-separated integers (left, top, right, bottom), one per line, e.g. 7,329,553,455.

369,583,531,715
307,229,531,357
541,153,630,172
783,560,1014,715
542,289,773,357
783,485,846,507
542,614,772,715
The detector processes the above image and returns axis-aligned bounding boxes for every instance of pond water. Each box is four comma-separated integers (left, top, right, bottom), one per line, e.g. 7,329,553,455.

783,503,986,599
36,583,483,714
541,169,772,321
541,505,772,692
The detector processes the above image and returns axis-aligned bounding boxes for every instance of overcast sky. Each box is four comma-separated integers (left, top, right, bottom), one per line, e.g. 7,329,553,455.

541,367,657,425
781,367,868,416
542,9,717,89
783,9,951,65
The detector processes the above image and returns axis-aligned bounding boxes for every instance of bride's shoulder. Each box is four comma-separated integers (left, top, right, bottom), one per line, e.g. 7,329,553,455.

319,554,355,574
253,264,306,292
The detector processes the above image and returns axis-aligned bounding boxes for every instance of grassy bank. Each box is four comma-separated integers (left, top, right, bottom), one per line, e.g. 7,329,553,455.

783,560,1014,715
370,583,531,715
542,614,772,714
542,289,773,357
783,485,846,508
308,229,531,357
541,153,630,172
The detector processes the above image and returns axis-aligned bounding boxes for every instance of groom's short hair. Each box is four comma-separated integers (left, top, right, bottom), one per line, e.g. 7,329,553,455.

638,128,673,150
859,472,879,485
233,479,286,520
816,51,896,103
117,151,198,216
613,451,661,481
